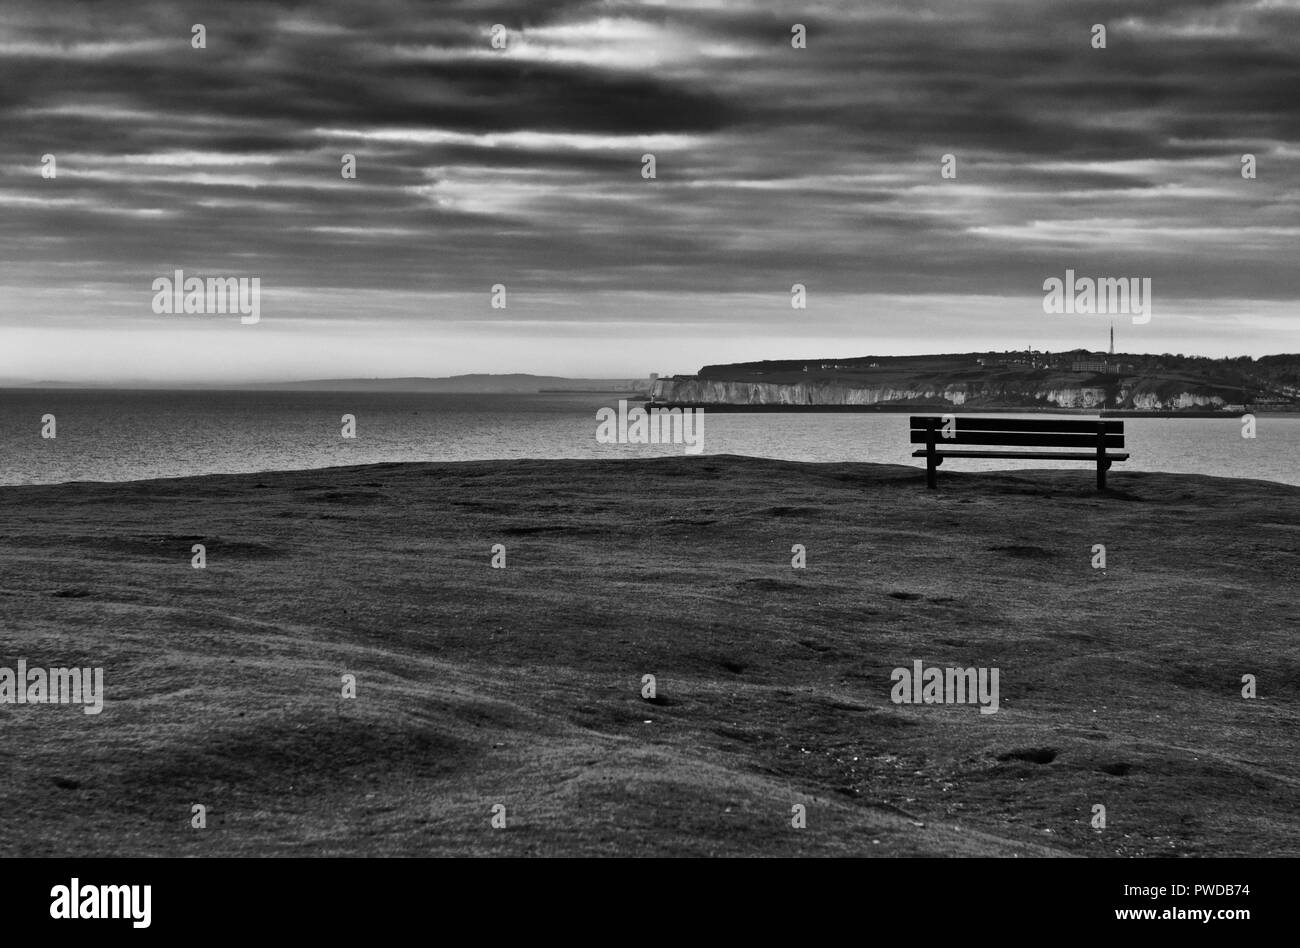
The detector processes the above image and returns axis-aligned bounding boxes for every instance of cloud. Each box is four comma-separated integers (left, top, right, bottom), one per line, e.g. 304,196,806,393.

0,0,1297,377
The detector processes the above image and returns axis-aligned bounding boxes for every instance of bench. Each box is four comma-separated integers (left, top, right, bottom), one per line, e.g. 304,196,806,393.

910,416,1129,490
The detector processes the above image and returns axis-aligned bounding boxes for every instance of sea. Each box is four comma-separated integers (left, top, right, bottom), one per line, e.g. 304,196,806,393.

1,389,1296,487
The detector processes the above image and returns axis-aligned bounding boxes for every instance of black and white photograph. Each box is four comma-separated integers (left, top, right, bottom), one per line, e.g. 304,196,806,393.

0,0,1294,930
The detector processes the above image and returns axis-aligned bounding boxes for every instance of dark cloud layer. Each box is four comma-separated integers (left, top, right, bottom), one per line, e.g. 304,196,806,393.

1,0,1297,373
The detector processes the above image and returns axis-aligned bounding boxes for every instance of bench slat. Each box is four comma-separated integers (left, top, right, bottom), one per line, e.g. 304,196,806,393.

909,416,1123,433
912,450,1130,461
909,431,1125,448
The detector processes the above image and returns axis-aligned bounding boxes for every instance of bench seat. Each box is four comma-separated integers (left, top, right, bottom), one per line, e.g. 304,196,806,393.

912,450,1130,462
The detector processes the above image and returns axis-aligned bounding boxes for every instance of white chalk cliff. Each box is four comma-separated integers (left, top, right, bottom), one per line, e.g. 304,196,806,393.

651,378,1228,410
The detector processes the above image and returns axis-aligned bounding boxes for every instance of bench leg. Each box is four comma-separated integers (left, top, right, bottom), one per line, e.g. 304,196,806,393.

925,453,942,489
1096,422,1108,491
1097,459,1111,491
925,424,939,489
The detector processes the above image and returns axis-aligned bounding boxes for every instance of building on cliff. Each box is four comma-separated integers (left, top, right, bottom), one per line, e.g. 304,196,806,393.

1071,359,1125,374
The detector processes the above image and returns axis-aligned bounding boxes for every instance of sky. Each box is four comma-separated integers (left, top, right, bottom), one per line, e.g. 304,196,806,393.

1,0,1298,382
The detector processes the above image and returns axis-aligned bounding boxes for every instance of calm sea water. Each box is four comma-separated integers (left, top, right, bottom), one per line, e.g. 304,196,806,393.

1,390,1296,487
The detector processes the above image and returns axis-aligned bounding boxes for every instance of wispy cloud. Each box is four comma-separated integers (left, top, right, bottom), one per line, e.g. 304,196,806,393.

1,0,1297,379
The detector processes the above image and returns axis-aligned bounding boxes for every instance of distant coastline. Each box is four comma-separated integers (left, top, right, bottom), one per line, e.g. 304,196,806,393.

649,349,1300,414
643,403,1295,418
0,374,657,395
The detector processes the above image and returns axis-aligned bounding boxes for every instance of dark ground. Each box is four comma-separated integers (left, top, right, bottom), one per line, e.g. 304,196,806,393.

0,456,1296,856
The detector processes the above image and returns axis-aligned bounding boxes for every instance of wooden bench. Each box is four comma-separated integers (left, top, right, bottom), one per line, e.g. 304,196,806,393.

910,416,1129,490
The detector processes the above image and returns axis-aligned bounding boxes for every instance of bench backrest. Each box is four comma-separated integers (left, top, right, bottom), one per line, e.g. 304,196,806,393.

909,416,1125,449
